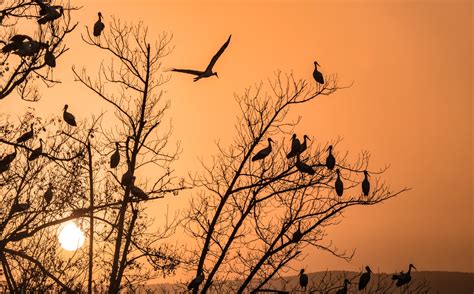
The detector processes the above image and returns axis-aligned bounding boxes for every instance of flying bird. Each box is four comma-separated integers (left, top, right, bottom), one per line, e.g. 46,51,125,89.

313,61,324,84
392,264,416,287
16,123,34,143
325,145,335,170
362,170,370,196
251,138,273,161
171,34,231,82
110,142,120,168
93,12,105,37
28,138,43,161
299,269,308,290
286,134,301,159
63,104,77,126
335,279,351,294
358,266,372,291
335,169,344,196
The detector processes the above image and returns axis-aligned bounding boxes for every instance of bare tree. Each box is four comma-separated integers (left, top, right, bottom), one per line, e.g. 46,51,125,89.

183,72,408,293
0,0,77,101
72,17,183,292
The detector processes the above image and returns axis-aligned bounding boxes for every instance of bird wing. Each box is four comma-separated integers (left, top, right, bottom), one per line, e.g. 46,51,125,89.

205,34,231,72
171,68,204,76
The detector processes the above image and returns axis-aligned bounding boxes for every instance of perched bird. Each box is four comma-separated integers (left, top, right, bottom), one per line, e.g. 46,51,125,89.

0,162,9,174
16,123,34,143
2,34,32,53
358,266,372,291
93,12,105,37
292,222,302,242
325,145,335,170
335,169,344,197
392,264,416,287
28,138,43,161
14,39,47,57
295,156,315,175
121,163,133,187
362,170,370,196
251,138,274,161
286,134,301,159
0,147,17,166
37,2,63,25
44,48,56,67
336,279,351,294
11,201,30,214
110,142,120,168
312,61,324,84
130,177,149,200
63,104,77,126
298,135,310,154
188,269,205,291
171,35,231,82
43,183,53,205
299,269,308,290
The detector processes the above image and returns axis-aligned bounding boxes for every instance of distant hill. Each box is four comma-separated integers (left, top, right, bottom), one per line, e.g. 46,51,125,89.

147,271,474,293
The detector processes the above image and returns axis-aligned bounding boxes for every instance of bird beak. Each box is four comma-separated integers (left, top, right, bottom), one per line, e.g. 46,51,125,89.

216,73,219,79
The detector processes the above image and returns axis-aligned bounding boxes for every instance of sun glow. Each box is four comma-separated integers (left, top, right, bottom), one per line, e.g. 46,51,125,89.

58,222,85,251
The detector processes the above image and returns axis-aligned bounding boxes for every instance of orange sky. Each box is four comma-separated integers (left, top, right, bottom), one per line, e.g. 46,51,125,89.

1,0,472,277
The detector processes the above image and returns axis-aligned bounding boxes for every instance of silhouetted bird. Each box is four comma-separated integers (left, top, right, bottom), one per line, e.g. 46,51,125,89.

252,138,274,161
130,177,149,200
299,269,308,290
362,170,370,196
2,34,32,53
63,104,77,126
295,156,315,175
171,35,231,82
15,39,47,57
292,222,302,242
93,12,105,37
335,279,351,294
286,134,301,159
44,48,56,67
313,61,324,84
28,138,43,161
37,2,63,25
121,163,133,187
12,201,30,214
0,147,17,166
16,123,34,143
188,270,205,291
358,266,372,291
0,162,9,174
44,183,53,205
335,169,344,196
392,264,416,287
325,145,335,170
299,135,310,154
110,142,120,168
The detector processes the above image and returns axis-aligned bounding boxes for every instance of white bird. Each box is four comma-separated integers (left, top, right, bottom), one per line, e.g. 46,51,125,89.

171,35,231,82
93,12,105,37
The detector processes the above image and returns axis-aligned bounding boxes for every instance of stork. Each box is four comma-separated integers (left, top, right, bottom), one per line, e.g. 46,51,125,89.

392,264,416,287
16,123,34,143
188,269,205,291
28,138,43,161
312,61,324,84
0,146,17,166
44,48,56,67
299,269,308,291
251,138,274,161
93,12,105,37
110,142,120,168
325,145,335,170
171,35,231,82
292,222,302,242
63,104,77,126
44,183,53,205
298,135,310,154
358,266,372,291
335,279,351,294
36,1,63,25
295,155,315,175
130,177,149,200
286,134,301,159
362,170,370,196
335,169,344,197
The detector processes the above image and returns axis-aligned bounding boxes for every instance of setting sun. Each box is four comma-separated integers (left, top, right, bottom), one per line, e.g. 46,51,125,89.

58,222,85,251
